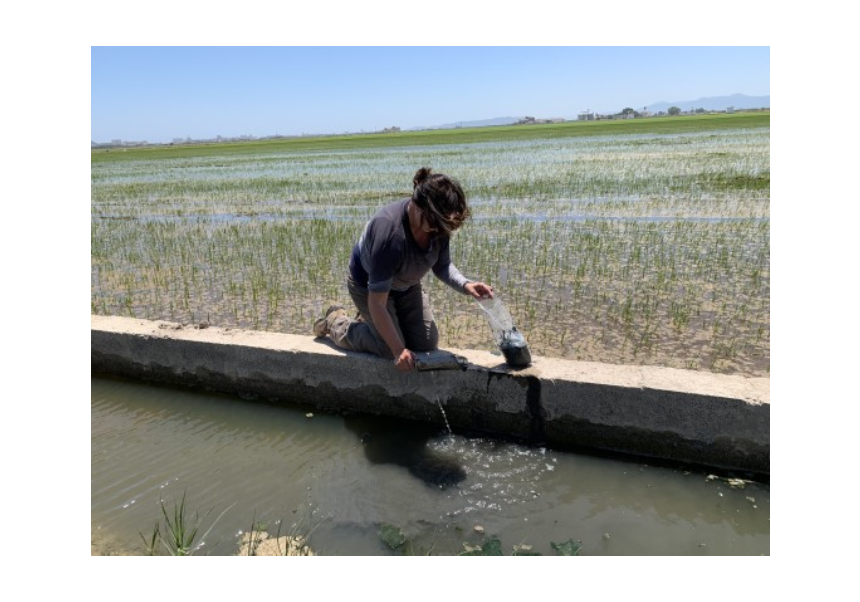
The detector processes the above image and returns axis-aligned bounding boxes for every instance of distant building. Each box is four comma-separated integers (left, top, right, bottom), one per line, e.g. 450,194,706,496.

578,111,595,121
516,116,564,125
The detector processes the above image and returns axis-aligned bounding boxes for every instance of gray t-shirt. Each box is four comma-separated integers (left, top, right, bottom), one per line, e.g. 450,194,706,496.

349,198,470,294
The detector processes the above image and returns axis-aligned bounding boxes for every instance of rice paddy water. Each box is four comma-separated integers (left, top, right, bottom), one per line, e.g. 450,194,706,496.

91,116,769,376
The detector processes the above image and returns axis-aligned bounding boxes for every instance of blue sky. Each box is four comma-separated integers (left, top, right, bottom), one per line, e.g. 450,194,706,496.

92,46,769,143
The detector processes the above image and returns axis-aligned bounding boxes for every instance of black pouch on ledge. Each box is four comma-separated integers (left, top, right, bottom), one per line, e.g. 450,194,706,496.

499,327,532,368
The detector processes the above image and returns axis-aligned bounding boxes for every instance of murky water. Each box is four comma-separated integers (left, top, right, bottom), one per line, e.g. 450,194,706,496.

91,376,769,556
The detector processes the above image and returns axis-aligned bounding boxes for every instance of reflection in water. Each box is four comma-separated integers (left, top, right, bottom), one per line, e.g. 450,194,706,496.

344,415,466,489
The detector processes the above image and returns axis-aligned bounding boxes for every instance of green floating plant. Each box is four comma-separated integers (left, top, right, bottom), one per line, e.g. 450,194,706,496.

551,539,582,556
459,538,503,556
379,524,407,550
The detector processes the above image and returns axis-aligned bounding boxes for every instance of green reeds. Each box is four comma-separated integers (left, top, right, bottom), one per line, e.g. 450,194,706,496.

138,492,231,556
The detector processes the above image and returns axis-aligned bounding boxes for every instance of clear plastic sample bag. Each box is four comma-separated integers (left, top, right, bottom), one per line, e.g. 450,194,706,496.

474,295,532,367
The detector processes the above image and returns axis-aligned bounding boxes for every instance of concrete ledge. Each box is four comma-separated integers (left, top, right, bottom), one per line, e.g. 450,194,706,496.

91,315,770,475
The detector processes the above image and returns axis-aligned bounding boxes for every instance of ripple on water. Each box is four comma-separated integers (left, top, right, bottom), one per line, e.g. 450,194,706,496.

92,377,770,556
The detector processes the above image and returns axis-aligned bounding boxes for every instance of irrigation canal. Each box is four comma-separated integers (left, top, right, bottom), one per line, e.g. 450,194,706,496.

92,376,769,556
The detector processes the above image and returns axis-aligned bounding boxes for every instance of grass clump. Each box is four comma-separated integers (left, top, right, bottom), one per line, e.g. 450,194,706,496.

138,491,230,556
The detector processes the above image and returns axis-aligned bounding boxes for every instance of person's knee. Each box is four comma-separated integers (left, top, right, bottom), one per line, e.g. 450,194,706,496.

345,321,394,359
327,316,354,350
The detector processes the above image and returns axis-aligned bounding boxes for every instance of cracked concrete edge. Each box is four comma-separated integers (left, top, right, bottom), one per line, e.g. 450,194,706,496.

91,315,770,474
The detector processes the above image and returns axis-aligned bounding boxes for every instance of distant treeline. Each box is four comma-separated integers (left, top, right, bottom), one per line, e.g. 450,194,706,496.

92,112,770,164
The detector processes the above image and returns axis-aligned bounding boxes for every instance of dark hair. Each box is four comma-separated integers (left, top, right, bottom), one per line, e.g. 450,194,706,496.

411,167,471,236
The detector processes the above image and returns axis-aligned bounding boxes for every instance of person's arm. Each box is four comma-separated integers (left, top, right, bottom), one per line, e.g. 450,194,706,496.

368,290,415,372
432,238,495,299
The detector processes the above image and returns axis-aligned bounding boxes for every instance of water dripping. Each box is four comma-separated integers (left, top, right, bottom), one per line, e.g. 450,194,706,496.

436,397,452,435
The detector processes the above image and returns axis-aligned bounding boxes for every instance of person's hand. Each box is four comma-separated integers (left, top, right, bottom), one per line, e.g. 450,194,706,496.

394,348,416,372
464,281,494,300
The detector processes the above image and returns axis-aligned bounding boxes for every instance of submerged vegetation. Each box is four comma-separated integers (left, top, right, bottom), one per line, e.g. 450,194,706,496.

91,113,769,375
377,522,582,556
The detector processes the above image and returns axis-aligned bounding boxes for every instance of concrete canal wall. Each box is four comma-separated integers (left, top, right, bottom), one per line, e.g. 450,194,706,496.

91,315,770,475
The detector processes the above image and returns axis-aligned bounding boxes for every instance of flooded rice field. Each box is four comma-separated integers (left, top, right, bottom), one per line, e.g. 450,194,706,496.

91,376,770,556
91,126,769,377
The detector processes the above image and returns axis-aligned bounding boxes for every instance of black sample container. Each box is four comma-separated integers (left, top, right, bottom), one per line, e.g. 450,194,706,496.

499,327,532,368
476,295,532,368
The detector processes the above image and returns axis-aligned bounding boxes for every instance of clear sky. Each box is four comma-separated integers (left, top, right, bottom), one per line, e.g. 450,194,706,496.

91,46,769,143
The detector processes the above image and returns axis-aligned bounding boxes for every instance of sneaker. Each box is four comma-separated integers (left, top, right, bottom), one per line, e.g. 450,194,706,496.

313,305,347,337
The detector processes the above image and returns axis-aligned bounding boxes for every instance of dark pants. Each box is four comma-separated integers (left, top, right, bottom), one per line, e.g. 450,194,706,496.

328,277,439,358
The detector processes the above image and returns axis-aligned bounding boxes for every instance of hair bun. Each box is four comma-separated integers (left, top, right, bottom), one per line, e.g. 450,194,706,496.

413,167,433,189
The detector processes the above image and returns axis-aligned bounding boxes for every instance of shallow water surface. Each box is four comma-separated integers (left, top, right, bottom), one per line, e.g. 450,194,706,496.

91,376,769,556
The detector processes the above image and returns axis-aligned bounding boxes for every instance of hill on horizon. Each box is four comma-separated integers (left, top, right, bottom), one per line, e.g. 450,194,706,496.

645,93,769,114
412,94,769,131
408,116,523,131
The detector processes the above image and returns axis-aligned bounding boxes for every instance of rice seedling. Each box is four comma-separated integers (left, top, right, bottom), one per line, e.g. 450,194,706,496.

92,115,769,376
